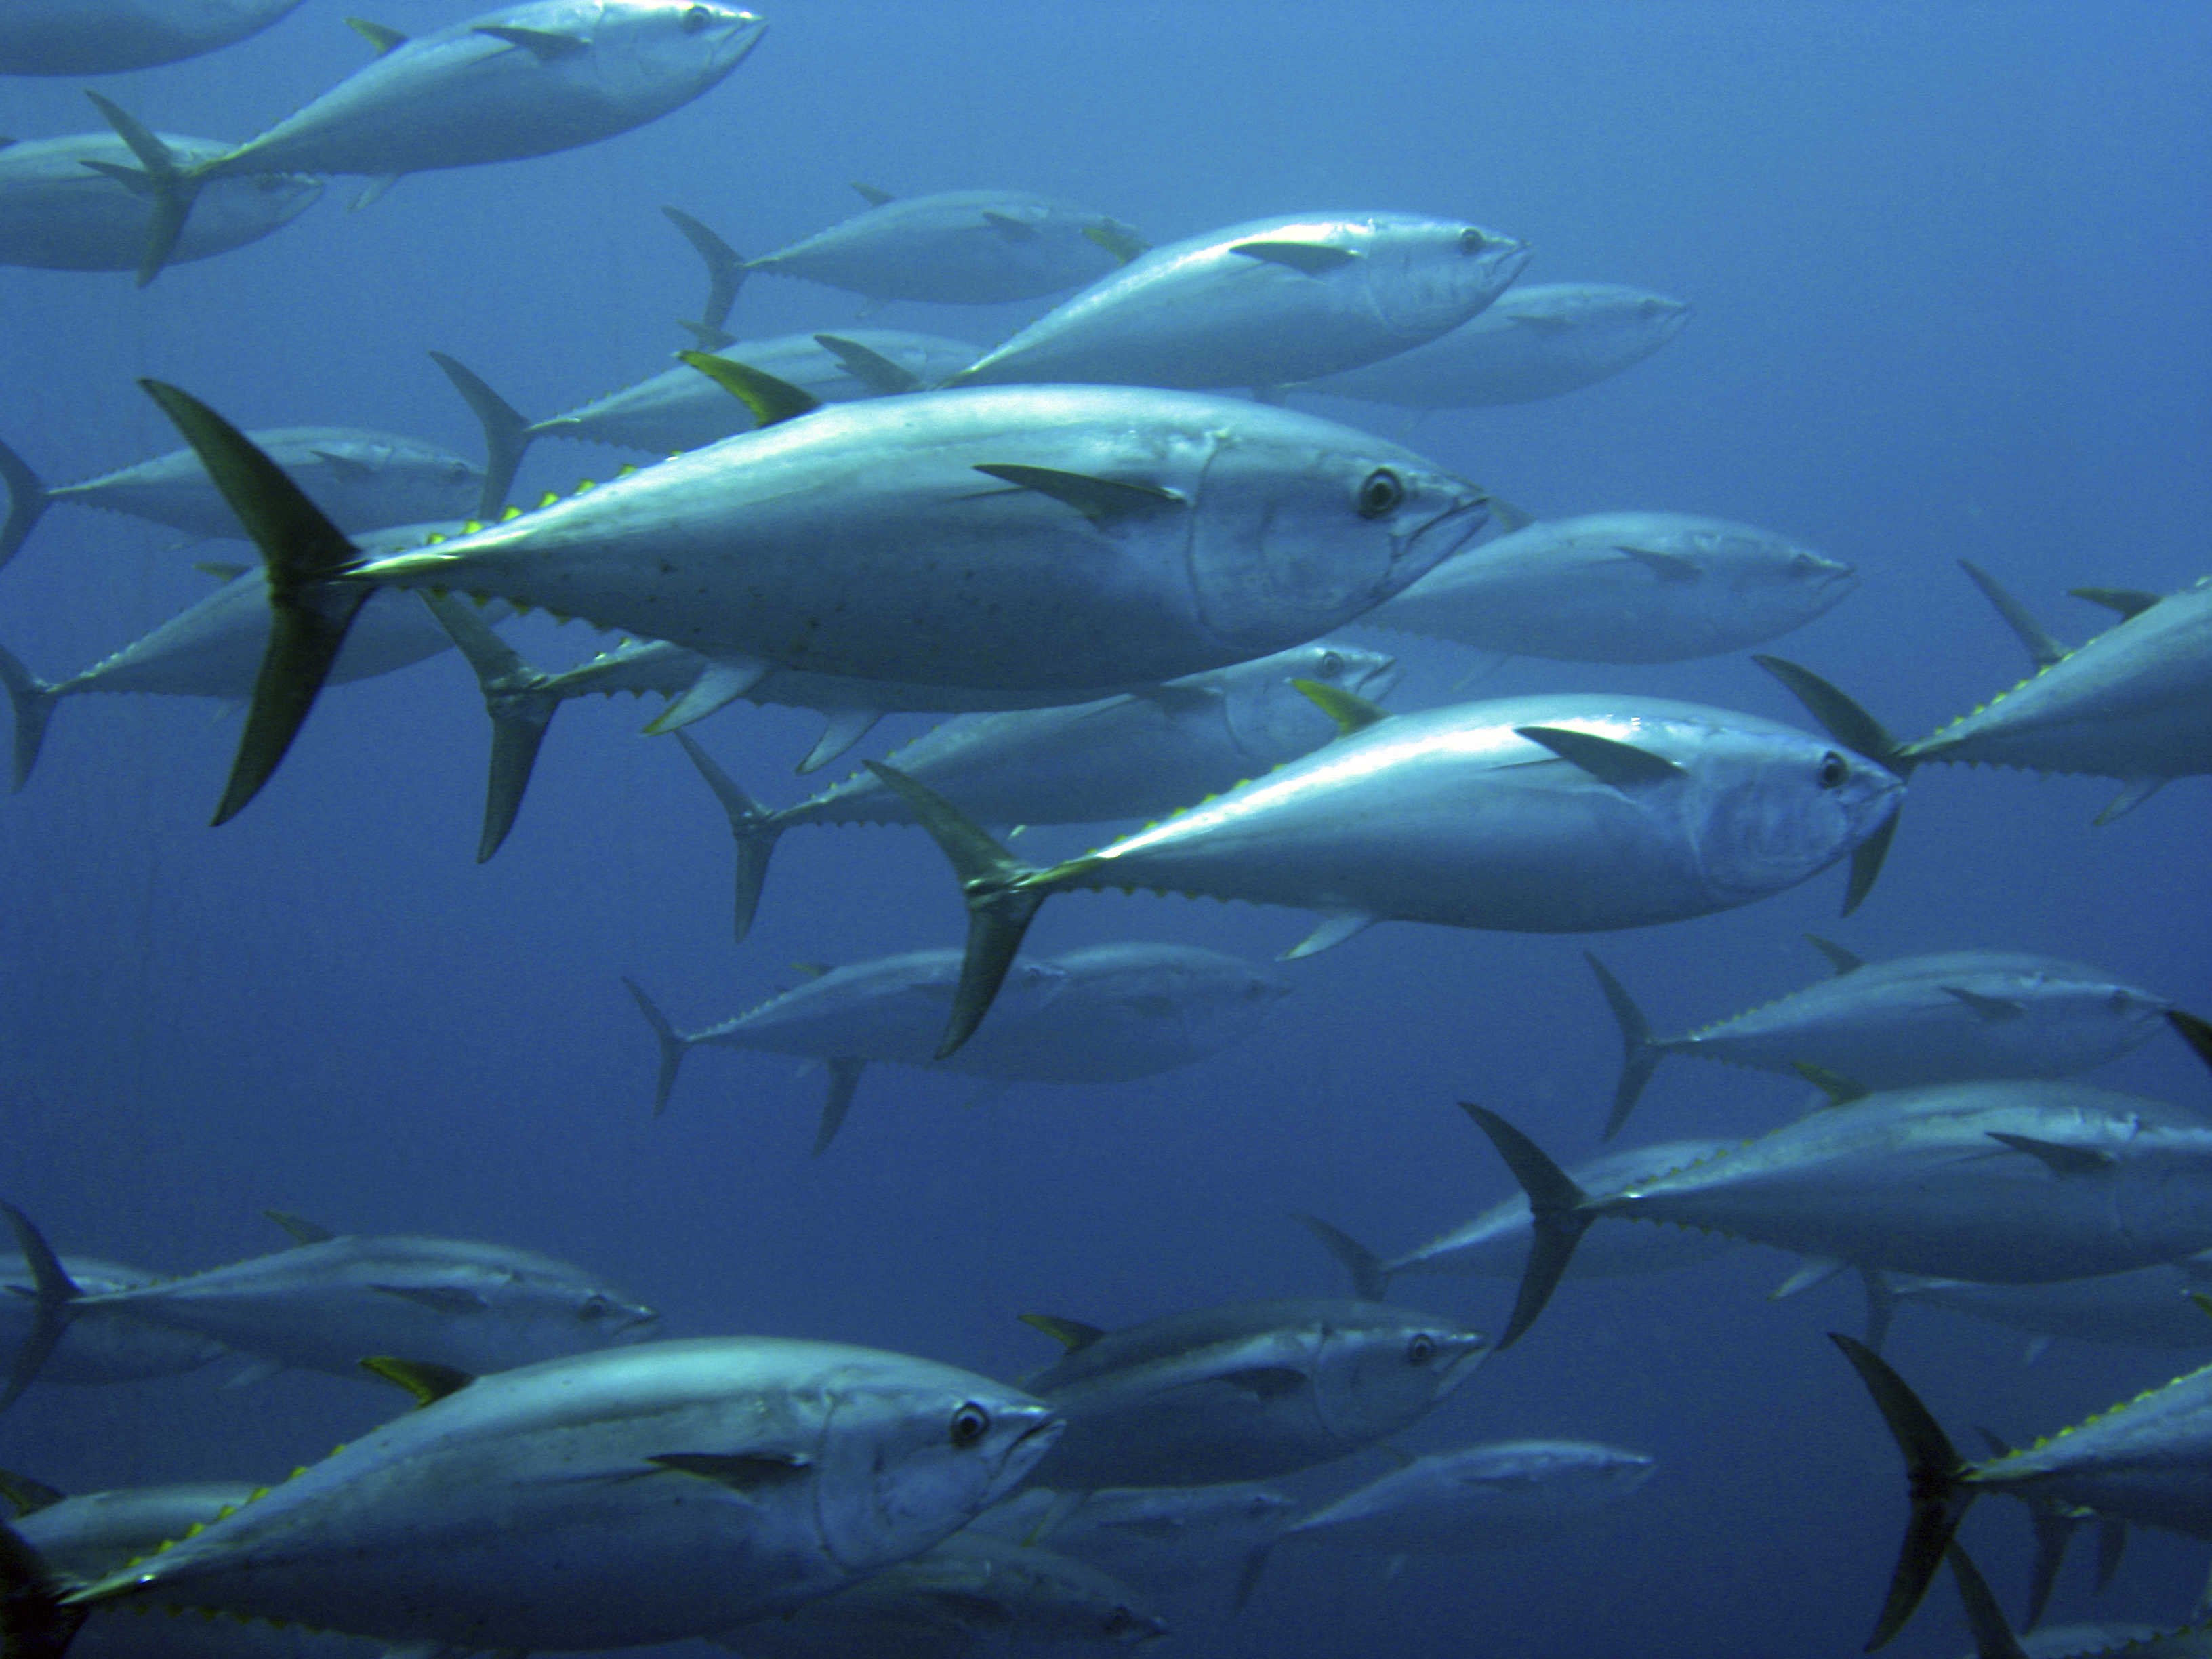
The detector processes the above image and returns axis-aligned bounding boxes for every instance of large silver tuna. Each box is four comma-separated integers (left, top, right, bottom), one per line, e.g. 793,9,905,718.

1017,1300,1486,1489
138,376,1496,824
0,132,318,272
2,1202,657,1391
0,1,304,74
625,942,1290,1153
1368,510,1856,663
1298,281,1690,407
873,688,1902,1056
1271,1439,1655,1554
4,1337,1061,1652
1299,1138,1743,1302
739,185,1147,305
0,1254,228,1402
947,211,1530,390
678,640,1399,937
1587,937,2175,1136
98,1,766,283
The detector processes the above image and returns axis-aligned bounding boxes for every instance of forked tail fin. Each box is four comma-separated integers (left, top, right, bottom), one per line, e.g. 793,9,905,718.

1456,1106,1593,1349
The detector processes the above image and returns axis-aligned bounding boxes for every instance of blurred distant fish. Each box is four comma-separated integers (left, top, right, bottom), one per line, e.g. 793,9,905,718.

1587,937,2175,1137
0,1255,227,1402
0,0,304,75
737,184,1147,306
946,211,1529,390
624,942,1291,1153
0,131,319,272
1016,1300,1486,1489
1368,511,1856,663
1298,281,1690,408
1761,561,2212,827
676,640,1400,937
873,687,1902,1057
970,1481,1298,1593
1879,1258,2212,1360
93,0,767,283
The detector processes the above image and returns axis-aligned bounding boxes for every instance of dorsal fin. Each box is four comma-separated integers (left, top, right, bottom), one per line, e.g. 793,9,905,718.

1959,562,2068,669
0,1469,64,1518
345,17,409,53
1803,934,1864,975
359,1356,475,1408
678,351,820,426
1294,678,1389,737
1020,1313,1106,1351
850,182,895,207
264,1209,335,1245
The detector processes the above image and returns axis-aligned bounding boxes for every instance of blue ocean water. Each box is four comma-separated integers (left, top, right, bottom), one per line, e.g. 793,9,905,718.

0,3,2207,1654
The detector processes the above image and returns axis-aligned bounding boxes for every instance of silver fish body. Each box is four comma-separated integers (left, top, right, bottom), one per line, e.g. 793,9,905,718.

1299,281,1690,407
1279,1439,1656,1553
1369,511,1856,663
0,133,319,270
1021,1299,1486,1488
56,1337,1062,1650
950,212,1528,390
745,188,1141,305
0,1256,228,1385
1890,1259,2212,1353
0,0,305,75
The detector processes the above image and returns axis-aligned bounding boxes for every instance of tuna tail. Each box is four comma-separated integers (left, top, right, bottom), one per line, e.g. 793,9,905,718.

1582,952,1666,1139
0,1204,80,1412
672,733,786,943
138,382,369,825
1294,1214,1392,1302
0,1518,89,1659
861,762,1056,1059
1829,1333,1975,1649
661,207,747,348
430,352,531,520
1456,1105,1594,1349
417,593,556,861
621,977,695,1116
82,94,201,287
1752,655,1911,917
1946,1542,2030,1659
0,644,57,792
1975,1426,2065,1632
0,436,48,572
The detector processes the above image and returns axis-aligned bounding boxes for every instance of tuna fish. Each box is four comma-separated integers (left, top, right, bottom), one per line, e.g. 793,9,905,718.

969,1482,1299,1593
0,1336,1061,1652
0,1255,228,1402
737,184,1147,305
1,1202,658,1393
677,640,1400,937
136,374,1496,824
1298,281,1691,407
0,1,305,75
1017,1300,1486,1489
1269,1439,1655,1555
1880,1258,2212,1360
1367,511,1857,663
946,212,1530,390
0,131,319,272
1587,937,2175,1136
871,687,1902,1057
623,943,1291,1153
94,1,766,283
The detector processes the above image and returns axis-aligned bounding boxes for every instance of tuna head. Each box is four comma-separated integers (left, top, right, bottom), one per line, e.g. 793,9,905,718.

1188,407,1495,651
1307,1309,1487,1446
811,1361,1063,1575
1681,720,1902,906
586,1,767,102
1226,640,1401,756
1347,215,1530,340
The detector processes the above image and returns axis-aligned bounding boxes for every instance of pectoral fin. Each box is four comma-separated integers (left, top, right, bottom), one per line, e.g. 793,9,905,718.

643,655,773,733
971,464,1186,524
1283,909,1374,959
982,210,1037,241
474,24,588,58
1942,986,2024,1021
649,1451,813,1488
369,1284,490,1313
798,707,882,773
1219,1366,1307,1398
1986,1133,2113,1176
1510,311,1579,336
1515,725,1684,788
2093,777,2165,825
308,448,378,480
1230,240,1358,274
1615,544,1702,583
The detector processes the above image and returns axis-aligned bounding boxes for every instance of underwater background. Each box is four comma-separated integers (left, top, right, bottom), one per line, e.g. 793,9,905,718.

1,3,2209,1654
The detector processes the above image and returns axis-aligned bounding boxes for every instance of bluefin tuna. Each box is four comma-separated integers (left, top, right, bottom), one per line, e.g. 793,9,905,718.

95,2,766,283
1298,281,1690,407
0,1,304,75
0,131,319,272
1017,1300,1486,1489
1367,511,1856,663
137,374,1496,824
946,211,1528,391
1587,937,2175,1136
624,942,1290,1152
871,688,1902,1057
738,184,1147,305
1,1337,1061,1652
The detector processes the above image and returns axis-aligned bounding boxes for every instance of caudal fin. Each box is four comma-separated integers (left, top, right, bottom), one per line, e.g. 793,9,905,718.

672,733,785,943
621,977,694,1116
0,1204,80,1412
430,352,532,520
1753,654,1910,915
0,644,57,791
661,207,747,346
862,762,1053,1059
1829,1333,1974,1649
1456,1106,1593,1349
1583,952,1665,1139
417,592,554,861
138,382,369,825
0,437,49,572
83,93,201,287
1294,1214,1392,1302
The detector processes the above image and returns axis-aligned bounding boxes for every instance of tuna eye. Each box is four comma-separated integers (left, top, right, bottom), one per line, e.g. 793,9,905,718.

683,4,711,29
1406,1334,1437,1366
1319,651,1344,677
949,1403,991,1448
1457,228,1488,256
1818,751,1849,789
1356,470,1404,519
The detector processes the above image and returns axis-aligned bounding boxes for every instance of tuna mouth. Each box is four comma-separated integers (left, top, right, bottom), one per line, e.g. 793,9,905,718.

1405,493,1495,567
1352,660,1405,702
989,1412,1065,1498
